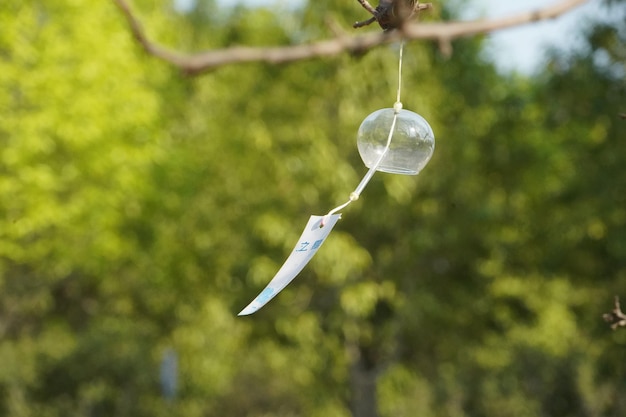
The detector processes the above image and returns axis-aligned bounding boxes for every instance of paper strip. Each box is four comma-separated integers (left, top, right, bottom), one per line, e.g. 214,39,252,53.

238,214,341,316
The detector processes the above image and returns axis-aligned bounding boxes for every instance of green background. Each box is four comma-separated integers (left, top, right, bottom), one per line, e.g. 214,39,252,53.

1,0,625,416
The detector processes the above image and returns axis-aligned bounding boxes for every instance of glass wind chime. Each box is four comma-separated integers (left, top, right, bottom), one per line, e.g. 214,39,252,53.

239,41,435,316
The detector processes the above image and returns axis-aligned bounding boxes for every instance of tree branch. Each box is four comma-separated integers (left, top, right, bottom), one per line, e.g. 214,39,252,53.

603,296,626,330
353,1,434,30
112,0,590,75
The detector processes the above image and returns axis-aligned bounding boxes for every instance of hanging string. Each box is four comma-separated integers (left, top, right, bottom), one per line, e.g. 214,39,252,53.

321,41,405,226
395,38,404,104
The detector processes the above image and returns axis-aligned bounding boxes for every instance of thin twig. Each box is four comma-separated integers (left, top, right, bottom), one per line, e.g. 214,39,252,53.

353,16,378,29
603,296,626,330
357,0,378,16
112,0,590,75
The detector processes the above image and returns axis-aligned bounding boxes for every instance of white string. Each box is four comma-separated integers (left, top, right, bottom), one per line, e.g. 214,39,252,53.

322,41,405,226
396,39,404,104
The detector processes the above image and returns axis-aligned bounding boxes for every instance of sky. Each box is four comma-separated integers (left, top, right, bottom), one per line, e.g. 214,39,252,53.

184,0,606,74
471,0,605,73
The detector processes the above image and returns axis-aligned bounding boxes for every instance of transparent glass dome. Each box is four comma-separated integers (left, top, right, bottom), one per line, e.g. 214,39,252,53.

357,108,435,175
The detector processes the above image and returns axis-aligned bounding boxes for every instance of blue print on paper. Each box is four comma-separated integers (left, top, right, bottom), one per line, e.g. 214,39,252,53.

295,241,310,252
311,239,324,250
256,287,275,304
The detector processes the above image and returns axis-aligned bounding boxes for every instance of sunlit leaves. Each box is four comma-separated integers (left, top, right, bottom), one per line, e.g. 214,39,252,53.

1,0,625,416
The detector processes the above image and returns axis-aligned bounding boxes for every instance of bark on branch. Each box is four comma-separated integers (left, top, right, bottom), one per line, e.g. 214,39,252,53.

112,0,590,75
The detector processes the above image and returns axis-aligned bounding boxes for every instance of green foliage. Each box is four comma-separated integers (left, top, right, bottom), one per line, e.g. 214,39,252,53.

1,0,625,416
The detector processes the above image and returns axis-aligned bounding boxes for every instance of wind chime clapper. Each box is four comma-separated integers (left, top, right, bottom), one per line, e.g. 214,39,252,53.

238,42,435,316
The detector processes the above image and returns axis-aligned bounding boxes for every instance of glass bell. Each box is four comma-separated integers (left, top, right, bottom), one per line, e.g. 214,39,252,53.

357,108,435,175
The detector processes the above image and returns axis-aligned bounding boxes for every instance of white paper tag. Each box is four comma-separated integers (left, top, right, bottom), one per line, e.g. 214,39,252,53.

238,214,341,316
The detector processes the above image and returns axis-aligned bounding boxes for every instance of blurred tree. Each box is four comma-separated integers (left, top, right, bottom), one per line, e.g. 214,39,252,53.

0,0,173,415
1,0,624,417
